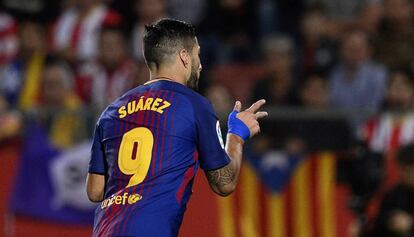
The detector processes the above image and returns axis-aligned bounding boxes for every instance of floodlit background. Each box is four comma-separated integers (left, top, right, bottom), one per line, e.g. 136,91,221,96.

1,0,414,236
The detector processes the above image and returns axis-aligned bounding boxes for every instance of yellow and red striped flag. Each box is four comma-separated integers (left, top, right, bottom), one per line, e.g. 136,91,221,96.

216,152,348,237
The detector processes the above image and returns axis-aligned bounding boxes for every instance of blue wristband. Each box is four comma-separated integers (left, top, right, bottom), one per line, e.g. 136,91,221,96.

228,110,250,141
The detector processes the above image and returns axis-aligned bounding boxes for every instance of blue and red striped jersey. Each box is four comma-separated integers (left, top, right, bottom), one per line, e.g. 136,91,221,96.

88,79,230,236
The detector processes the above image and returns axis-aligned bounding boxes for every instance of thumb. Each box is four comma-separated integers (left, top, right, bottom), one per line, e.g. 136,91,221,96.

234,101,242,112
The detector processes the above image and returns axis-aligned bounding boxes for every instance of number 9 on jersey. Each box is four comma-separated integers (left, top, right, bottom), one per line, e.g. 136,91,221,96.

118,127,154,188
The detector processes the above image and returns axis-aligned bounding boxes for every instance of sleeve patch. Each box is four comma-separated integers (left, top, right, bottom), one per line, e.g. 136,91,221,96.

216,120,225,149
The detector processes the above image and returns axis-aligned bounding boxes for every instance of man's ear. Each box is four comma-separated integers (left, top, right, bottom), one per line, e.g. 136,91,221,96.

179,49,190,69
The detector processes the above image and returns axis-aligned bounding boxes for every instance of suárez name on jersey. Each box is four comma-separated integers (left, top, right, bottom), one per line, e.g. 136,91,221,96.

118,96,171,118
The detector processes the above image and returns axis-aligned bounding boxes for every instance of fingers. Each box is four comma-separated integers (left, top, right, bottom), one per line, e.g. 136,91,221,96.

234,101,266,138
255,111,268,120
247,99,266,113
233,101,242,112
250,125,261,137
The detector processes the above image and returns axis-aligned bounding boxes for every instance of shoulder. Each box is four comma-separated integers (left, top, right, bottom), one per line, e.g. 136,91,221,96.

167,82,218,120
95,105,111,128
366,61,387,76
364,62,388,86
96,85,143,122
148,80,214,111
185,90,215,114
173,86,215,117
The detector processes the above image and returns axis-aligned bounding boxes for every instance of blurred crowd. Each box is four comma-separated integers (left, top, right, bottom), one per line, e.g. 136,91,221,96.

1,0,414,236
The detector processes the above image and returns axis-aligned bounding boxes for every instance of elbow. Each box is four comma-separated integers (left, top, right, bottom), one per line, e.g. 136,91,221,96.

216,190,233,197
87,191,104,203
86,181,104,202
86,173,105,202
214,183,237,197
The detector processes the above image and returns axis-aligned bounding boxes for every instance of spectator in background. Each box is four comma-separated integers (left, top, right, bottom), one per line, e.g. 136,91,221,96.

358,0,384,36
300,5,338,75
0,11,17,66
32,58,88,148
130,0,168,62
374,0,414,69
360,69,414,153
299,73,329,109
77,26,137,113
341,69,414,235
329,29,387,115
0,20,46,111
0,57,89,148
52,0,121,64
383,69,414,113
369,145,414,237
251,35,298,107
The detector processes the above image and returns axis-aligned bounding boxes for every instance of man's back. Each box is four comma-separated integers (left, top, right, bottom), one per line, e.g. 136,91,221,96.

87,18,267,237
89,79,230,236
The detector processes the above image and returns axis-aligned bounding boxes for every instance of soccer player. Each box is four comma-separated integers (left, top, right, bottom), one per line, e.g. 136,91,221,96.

86,18,267,236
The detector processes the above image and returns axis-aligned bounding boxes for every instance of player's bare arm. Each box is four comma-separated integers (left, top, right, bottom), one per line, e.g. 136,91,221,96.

206,99,267,196
86,173,105,202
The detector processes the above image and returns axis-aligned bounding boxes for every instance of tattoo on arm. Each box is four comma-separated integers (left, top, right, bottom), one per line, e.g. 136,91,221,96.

206,166,235,187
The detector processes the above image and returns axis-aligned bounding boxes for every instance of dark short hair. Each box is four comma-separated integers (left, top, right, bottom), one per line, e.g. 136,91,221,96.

397,144,414,165
99,25,126,44
389,67,414,88
143,18,196,69
43,55,74,89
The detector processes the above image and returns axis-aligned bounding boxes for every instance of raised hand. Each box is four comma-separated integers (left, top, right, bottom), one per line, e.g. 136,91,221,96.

229,99,268,139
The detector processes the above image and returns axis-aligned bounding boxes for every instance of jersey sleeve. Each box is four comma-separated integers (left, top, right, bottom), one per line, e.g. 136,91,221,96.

88,123,106,174
194,98,231,171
